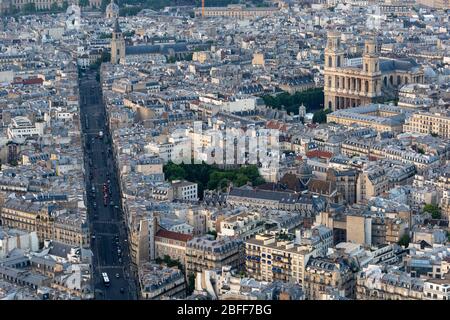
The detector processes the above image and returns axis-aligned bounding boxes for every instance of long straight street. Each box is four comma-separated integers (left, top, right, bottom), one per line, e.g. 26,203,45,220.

79,70,137,300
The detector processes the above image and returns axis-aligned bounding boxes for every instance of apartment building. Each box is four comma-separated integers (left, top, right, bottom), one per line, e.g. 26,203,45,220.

356,265,424,300
317,210,408,247
0,199,89,247
416,0,450,9
327,169,358,205
245,234,315,285
423,278,450,300
172,180,198,202
403,111,450,139
185,236,244,275
194,4,279,19
154,229,193,266
341,140,440,171
218,212,265,240
139,263,186,300
7,116,44,140
303,256,357,300
356,166,390,203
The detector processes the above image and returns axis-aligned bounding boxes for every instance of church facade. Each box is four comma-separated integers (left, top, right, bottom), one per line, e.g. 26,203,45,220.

324,31,424,111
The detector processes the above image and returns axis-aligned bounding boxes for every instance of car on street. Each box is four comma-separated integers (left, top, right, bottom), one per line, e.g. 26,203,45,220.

120,288,124,294
116,273,120,279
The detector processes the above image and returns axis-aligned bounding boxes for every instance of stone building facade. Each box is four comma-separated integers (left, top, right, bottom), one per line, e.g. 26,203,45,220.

324,32,424,111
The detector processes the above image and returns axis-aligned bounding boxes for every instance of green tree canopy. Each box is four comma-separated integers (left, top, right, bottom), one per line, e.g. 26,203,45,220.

312,109,332,124
163,162,265,199
22,3,36,13
50,2,60,12
206,230,217,239
398,234,410,247
79,0,90,7
423,204,441,219
187,273,195,294
262,87,324,115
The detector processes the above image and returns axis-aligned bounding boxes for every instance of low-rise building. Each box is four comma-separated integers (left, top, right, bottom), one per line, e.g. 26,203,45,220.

218,212,265,240
356,265,424,300
154,229,193,266
172,180,198,202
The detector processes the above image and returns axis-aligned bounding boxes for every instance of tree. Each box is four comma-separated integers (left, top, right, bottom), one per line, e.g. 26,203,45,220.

162,255,183,269
22,3,36,13
50,2,60,12
79,0,90,7
101,51,111,62
262,87,324,115
398,234,410,247
119,6,143,16
163,162,265,200
206,230,217,239
312,109,331,124
187,273,195,295
101,0,109,10
423,204,441,219
99,33,112,39
164,162,187,181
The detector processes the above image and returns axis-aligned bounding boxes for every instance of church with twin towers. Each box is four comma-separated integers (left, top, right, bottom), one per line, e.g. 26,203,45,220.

324,31,425,111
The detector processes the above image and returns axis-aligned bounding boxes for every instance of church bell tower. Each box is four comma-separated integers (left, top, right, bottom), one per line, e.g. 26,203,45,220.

110,18,125,65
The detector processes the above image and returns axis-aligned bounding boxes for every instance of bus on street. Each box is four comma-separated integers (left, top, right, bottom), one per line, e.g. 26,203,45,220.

102,272,110,287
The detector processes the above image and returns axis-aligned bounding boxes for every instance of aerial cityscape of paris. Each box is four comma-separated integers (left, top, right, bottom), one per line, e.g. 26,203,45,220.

0,0,449,305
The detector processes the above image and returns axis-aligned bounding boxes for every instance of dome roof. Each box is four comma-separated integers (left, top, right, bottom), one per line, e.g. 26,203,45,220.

297,161,312,176
66,4,80,15
106,1,119,14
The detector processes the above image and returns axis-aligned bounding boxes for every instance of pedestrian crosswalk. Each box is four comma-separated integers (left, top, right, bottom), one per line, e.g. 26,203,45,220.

97,265,124,270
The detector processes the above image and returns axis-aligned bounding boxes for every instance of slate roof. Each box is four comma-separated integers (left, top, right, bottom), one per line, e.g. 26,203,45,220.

125,43,188,56
228,187,299,202
379,58,420,72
